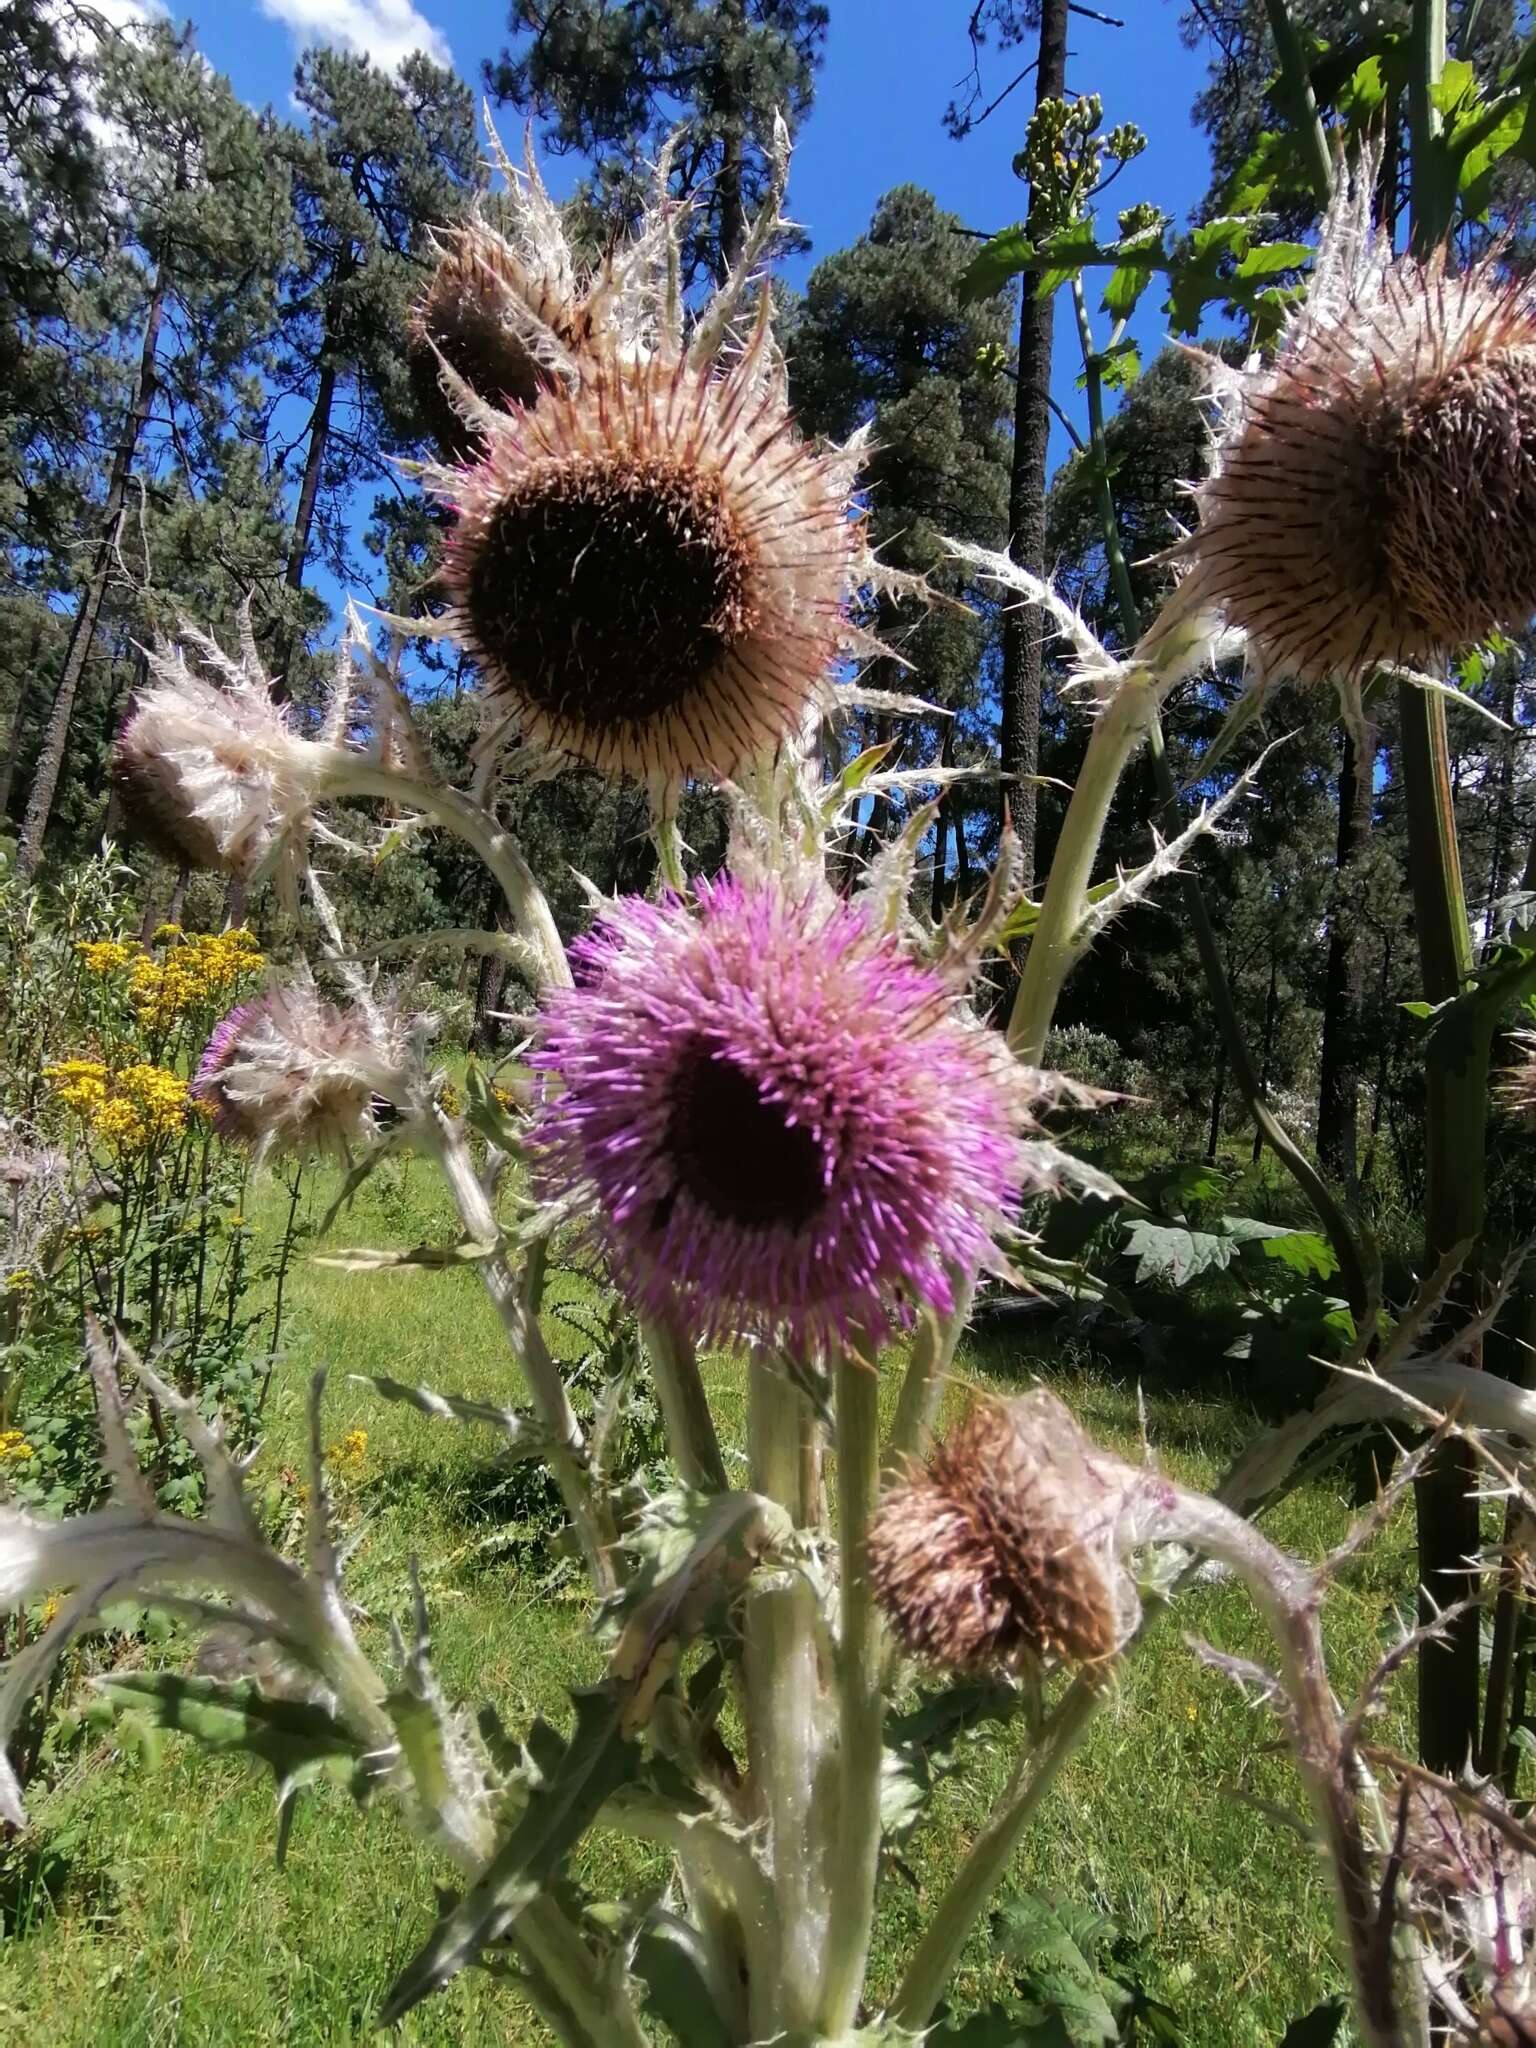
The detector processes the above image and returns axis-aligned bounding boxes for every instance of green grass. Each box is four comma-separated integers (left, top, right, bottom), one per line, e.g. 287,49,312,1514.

0,1152,1415,2045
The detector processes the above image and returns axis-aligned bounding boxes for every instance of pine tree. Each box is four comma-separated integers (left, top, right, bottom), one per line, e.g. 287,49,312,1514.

14,19,292,875
270,49,477,687
787,184,1012,884
486,0,828,284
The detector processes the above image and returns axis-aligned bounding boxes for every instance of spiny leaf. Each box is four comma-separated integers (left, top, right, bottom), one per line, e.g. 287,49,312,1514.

630,1912,735,2047
380,1685,640,2025
314,1238,500,1273
96,1673,361,1806
353,1371,541,1450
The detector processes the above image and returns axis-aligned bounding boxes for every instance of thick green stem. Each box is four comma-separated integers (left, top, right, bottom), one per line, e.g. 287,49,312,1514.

817,1349,885,2034
884,1275,976,1480
1402,0,1485,1777
640,1311,728,1493
892,1676,1108,2030
1008,675,1156,1063
743,1360,830,2037
1263,0,1335,207
324,760,570,991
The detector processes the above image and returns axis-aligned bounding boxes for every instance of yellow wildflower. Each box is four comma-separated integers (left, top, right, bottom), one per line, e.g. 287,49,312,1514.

45,1058,109,1114
324,1428,369,1481
40,1596,60,1627
153,923,184,943
437,1080,463,1118
77,938,137,976
0,1429,35,1464
128,928,264,1029
91,1064,189,1155
4,1270,34,1296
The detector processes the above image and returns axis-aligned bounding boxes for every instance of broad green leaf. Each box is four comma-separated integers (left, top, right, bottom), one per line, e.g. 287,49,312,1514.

882,1678,1020,1847
1429,57,1477,117
1099,338,1141,391
959,225,1035,303
1188,215,1254,263
1101,262,1156,322
1120,1219,1236,1289
928,2006,1073,2045
1036,221,1112,299
1233,240,1312,280
989,1892,1120,2045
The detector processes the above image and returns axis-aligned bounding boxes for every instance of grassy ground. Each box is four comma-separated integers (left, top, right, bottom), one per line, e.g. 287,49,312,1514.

0,1150,1415,2046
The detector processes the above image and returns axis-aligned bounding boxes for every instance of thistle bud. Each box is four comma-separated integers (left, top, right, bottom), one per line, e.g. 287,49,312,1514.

1141,157,1536,703
407,222,591,462
113,634,320,882
195,988,413,1163
868,1391,1141,1678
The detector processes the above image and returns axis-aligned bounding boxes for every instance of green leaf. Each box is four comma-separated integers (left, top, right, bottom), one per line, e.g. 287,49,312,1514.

989,1892,1120,2045
882,1678,1021,1848
630,1912,735,2048
1430,57,1477,117
1101,263,1156,322
1232,240,1312,280
959,225,1035,303
1120,1219,1236,1289
96,1673,362,1852
928,2006,1072,2045
1099,339,1141,391
462,1059,524,1153
1248,1229,1339,1282
1036,221,1110,299
380,1685,641,2025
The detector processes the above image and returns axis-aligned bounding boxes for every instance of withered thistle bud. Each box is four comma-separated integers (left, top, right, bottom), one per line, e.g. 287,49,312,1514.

195,987,414,1163
407,221,592,463
1141,157,1536,706
1497,1032,1536,1122
868,1391,1140,1678
113,631,319,882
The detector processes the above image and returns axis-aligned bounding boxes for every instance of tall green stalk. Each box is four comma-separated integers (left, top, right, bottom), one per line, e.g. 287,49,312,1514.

1400,0,1487,1774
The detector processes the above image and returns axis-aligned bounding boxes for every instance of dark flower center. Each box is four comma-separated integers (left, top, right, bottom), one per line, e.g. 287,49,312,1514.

465,454,758,724
665,1045,826,1230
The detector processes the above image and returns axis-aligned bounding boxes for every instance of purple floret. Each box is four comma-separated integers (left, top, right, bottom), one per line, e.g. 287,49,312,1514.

530,875,1030,1353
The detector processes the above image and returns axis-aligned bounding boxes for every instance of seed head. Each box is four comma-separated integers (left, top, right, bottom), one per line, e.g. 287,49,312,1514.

1140,158,1536,704
869,1391,1140,1678
435,340,857,787
114,629,319,883
407,220,593,462
195,987,413,1163
529,876,1049,1352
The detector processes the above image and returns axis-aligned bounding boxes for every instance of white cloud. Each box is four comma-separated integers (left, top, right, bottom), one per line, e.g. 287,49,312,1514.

255,0,453,71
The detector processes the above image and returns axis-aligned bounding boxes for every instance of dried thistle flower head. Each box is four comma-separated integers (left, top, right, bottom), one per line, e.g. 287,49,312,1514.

113,625,320,883
407,217,595,463
529,875,1055,1352
1140,155,1536,712
868,1390,1142,1678
195,987,414,1163
420,123,890,796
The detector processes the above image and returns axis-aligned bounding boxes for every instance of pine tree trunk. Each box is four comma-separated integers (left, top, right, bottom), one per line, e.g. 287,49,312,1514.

996,0,1069,892
1206,1056,1227,1165
16,269,168,877
1251,947,1280,1166
0,616,48,827
269,356,339,697
1317,720,1375,1188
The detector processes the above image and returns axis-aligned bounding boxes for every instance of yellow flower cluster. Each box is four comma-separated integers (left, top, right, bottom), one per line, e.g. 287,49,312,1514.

325,1428,368,1481
78,938,138,976
45,1057,109,1113
4,1270,35,1297
128,928,263,1031
0,1429,34,1465
46,1059,189,1154
437,1080,463,1118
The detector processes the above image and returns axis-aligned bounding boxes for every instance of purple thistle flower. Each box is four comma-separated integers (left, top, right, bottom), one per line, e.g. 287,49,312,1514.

530,876,1042,1353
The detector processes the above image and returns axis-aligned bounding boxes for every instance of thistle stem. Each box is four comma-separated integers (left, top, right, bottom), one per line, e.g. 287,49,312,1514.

884,1275,976,1479
1008,672,1156,1063
891,1672,1110,2030
639,1309,728,1492
424,1112,615,1595
1263,0,1335,208
1402,0,1486,1776
744,1358,830,2037
817,1347,885,2033
324,761,570,992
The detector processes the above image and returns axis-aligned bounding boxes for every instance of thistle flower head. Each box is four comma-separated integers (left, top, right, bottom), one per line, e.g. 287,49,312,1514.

417,123,887,795
1141,156,1536,705
195,986,414,1163
529,874,1050,1352
407,217,594,463
113,626,320,883
868,1390,1143,1678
